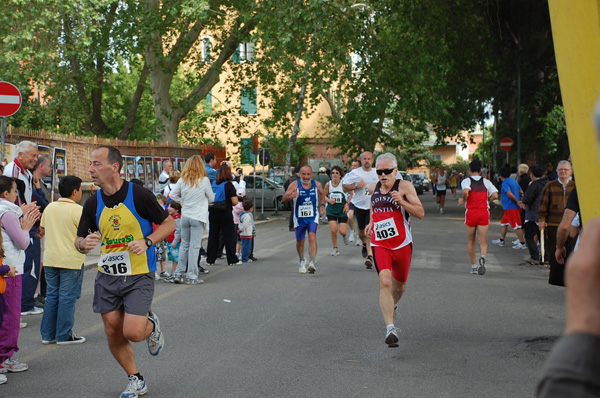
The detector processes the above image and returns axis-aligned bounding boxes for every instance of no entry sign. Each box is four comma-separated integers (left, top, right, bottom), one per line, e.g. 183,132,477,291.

0,82,22,117
500,137,514,152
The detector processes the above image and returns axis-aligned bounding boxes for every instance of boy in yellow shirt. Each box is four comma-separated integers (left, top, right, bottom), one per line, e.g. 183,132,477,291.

40,176,87,345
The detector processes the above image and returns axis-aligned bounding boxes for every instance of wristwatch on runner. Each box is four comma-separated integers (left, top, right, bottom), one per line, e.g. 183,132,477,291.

144,237,153,247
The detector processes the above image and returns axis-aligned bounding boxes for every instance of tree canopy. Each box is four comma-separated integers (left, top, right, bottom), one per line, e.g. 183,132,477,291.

1,0,566,166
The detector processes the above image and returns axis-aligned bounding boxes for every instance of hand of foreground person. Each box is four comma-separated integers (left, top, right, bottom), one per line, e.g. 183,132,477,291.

564,217,600,336
82,231,101,252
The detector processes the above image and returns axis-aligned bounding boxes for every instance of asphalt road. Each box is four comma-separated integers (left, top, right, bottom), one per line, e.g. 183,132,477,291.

4,191,566,398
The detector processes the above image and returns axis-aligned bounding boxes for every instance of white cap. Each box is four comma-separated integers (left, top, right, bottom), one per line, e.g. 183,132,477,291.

319,167,326,172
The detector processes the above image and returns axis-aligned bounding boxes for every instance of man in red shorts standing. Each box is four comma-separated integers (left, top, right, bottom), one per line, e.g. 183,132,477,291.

366,153,424,347
458,160,498,275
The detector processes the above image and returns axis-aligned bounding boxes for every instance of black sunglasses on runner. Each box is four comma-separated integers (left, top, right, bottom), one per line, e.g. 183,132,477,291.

376,168,395,176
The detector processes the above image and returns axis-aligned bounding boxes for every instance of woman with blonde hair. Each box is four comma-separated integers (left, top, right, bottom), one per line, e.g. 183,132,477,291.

168,155,214,284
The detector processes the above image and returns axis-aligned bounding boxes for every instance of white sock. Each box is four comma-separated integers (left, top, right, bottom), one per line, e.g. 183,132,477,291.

471,264,477,268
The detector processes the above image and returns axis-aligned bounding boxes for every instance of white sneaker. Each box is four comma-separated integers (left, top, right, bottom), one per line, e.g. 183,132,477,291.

440,208,444,214
147,311,164,356
512,242,527,250
307,261,316,274
299,259,307,274
470,266,478,274
385,327,399,347
0,373,6,384
491,239,505,246
21,307,43,316
348,230,355,243
330,248,340,256
343,234,350,245
512,239,520,245
121,375,147,398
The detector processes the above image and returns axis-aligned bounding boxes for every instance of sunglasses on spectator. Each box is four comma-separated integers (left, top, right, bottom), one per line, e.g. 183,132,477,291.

331,171,340,174
376,168,396,176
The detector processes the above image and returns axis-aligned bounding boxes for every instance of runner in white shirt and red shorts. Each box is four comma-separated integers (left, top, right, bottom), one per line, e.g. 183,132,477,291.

365,153,424,348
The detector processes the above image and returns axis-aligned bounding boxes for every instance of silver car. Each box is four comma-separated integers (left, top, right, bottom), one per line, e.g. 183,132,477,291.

244,175,286,210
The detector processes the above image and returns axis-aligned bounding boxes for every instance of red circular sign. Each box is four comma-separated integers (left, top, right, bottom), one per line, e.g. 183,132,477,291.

499,137,514,152
0,81,22,117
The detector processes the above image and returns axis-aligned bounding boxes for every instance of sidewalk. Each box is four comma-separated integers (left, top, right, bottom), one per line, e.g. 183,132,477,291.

84,213,286,269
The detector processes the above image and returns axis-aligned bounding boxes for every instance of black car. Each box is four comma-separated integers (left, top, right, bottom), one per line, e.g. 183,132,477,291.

407,173,424,195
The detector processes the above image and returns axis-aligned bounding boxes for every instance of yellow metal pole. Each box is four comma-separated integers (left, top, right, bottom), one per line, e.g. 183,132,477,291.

548,0,600,224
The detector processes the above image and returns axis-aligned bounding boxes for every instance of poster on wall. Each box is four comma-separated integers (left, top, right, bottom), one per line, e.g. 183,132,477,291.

125,156,136,181
52,147,66,198
144,157,153,191
37,145,53,187
136,156,146,186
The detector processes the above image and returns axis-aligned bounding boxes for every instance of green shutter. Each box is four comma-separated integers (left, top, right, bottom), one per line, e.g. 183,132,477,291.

240,87,257,115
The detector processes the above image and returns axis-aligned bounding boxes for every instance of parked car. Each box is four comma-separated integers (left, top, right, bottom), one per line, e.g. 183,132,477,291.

244,175,287,210
412,172,430,191
399,171,423,195
409,173,426,195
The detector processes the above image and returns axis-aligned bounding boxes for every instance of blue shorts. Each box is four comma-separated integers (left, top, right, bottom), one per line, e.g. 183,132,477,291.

295,222,318,241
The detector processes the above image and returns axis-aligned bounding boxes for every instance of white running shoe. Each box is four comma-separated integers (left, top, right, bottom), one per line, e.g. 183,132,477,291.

299,259,307,274
121,375,147,398
470,266,478,274
440,208,444,214
147,312,164,356
512,239,520,245
512,242,527,250
385,327,399,347
343,234,350,245
330,248,340,256
308,261,316,274
491,239,505,246
348,230,355,243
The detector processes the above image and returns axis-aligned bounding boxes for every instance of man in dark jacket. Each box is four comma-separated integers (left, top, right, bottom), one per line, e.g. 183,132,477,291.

520,164,549,264
284,165,301,231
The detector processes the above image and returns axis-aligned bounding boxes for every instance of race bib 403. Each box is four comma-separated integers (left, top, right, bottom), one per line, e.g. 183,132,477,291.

374,218,399,241
98,251,132,276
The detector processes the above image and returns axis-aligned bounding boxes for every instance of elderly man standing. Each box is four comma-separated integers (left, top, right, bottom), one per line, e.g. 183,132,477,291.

538,160,576,286
3,140,43,316
157,160,172,193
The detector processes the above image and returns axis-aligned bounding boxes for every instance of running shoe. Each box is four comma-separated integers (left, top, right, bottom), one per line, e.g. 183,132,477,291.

1,358,28,372
299,259,307,274
42,339,56,345
57,333,86,345
470,266,478,274
365,255,374,269
20,322,27,329
159,272,169,279
228,261,242,266
512,239,520,245
478,256,486,275
491,239,505,247
348,230,355,243
308,261,316,274
439,208,444,214
361,244,367,258
147,311,164,356
343,234,350,245
198,267,210,274
121,375,147,398
185,278,204,285
512,242,527,250
154,272,161,281
0,373,6,385
330,248,340,256
172,274,185,284
20,306,43,316
385,327,399,347
163,274,176,283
